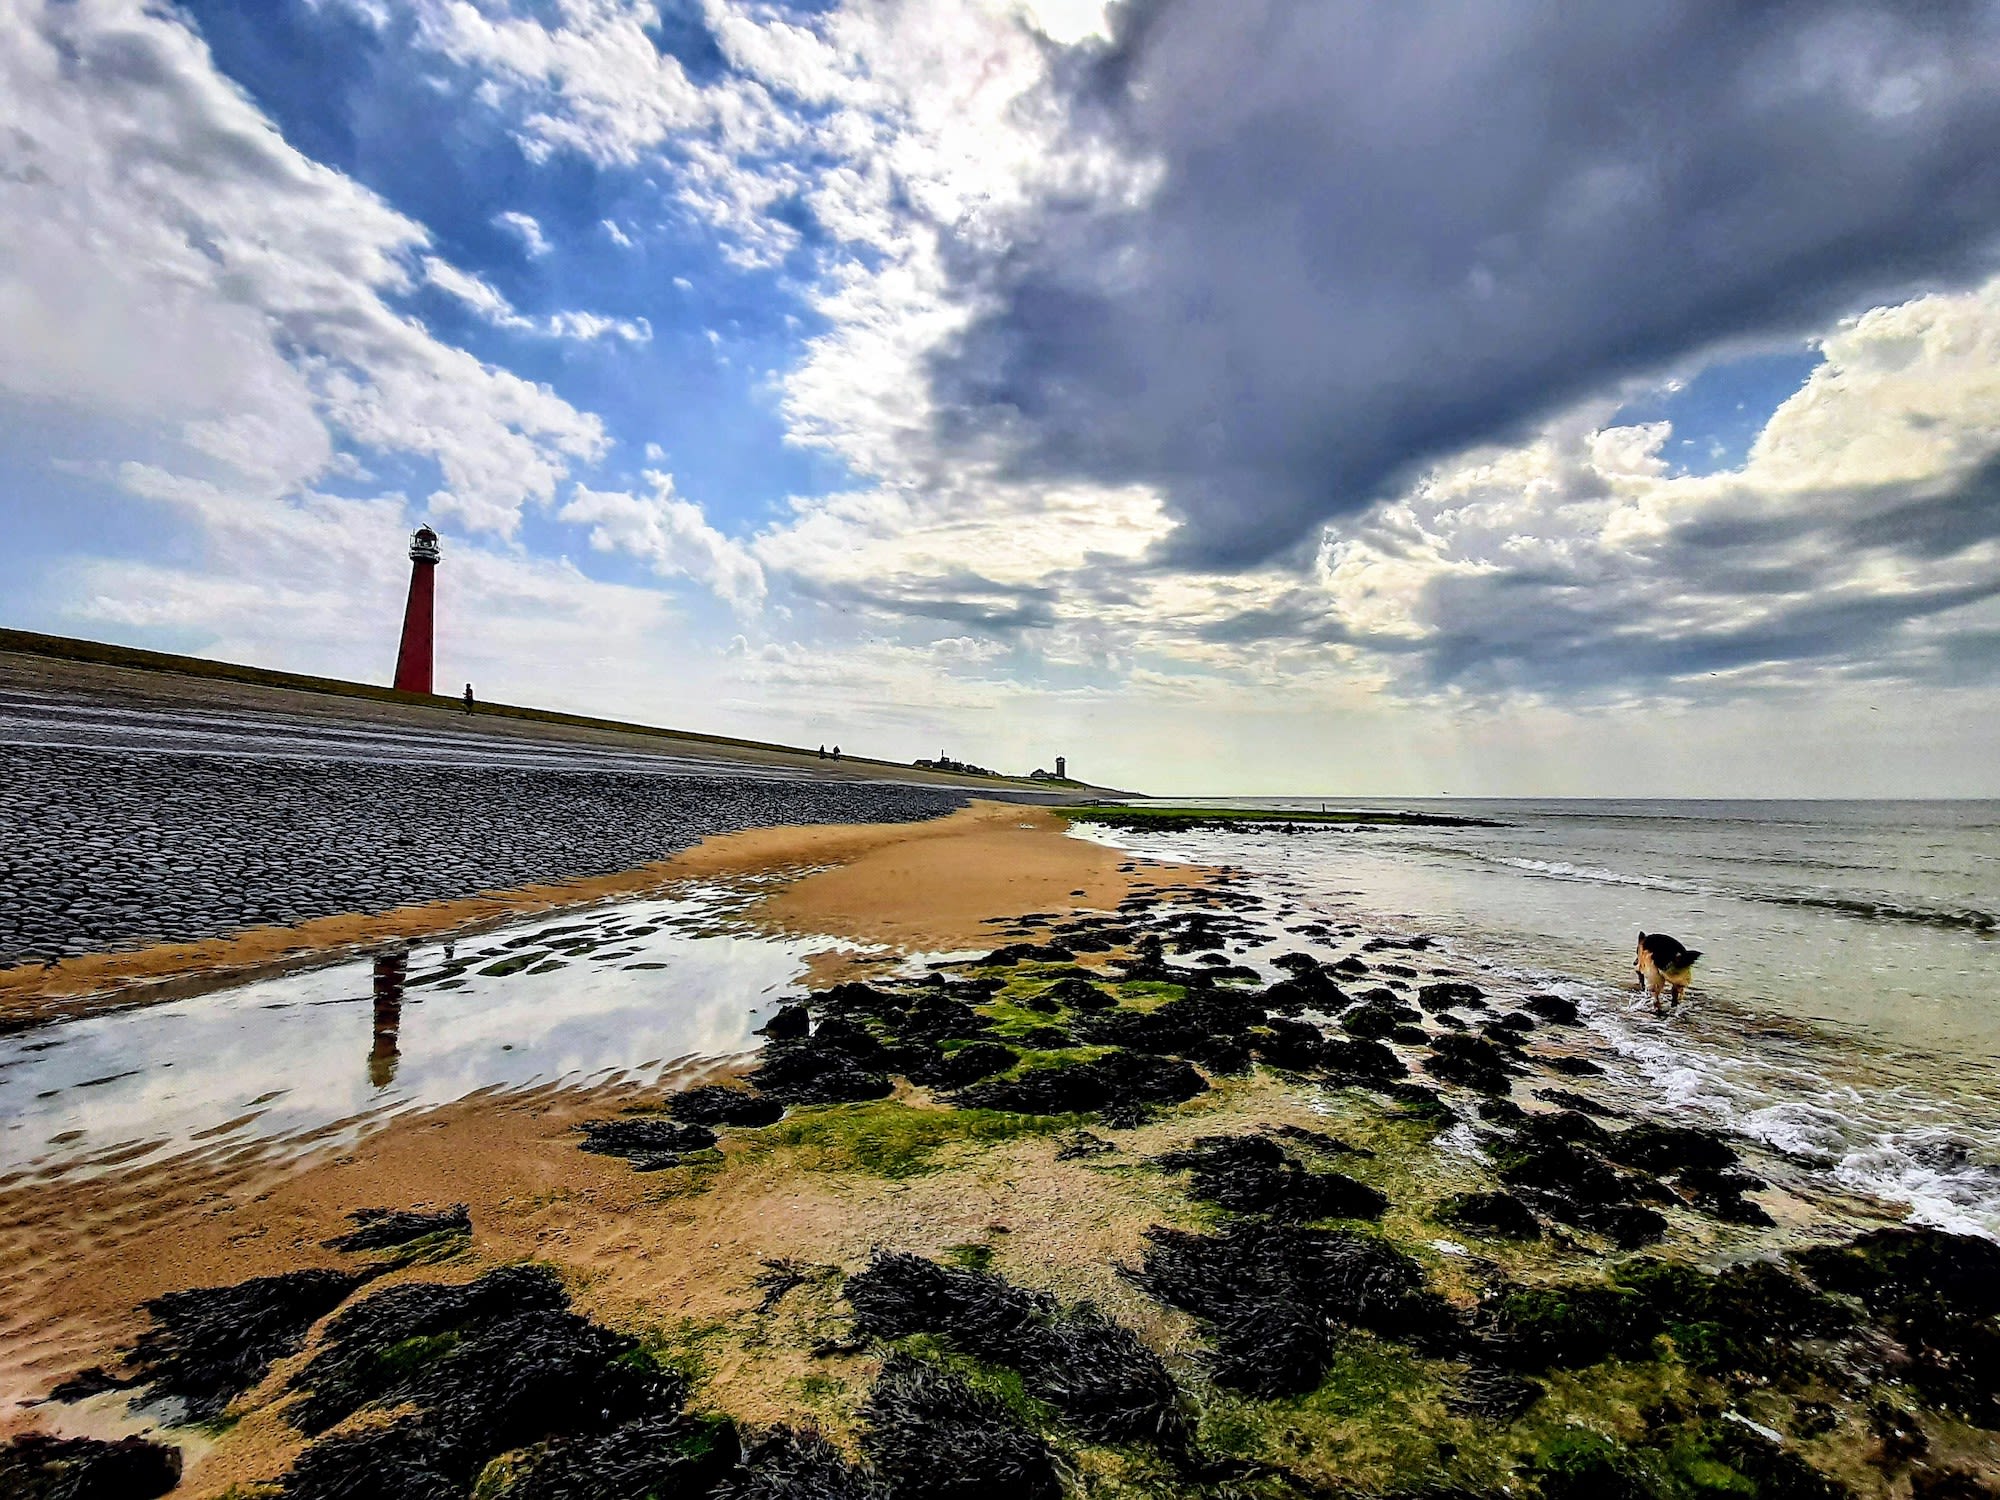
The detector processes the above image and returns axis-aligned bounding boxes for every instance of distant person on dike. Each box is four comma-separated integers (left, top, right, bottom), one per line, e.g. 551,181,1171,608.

462,683,474,715
832,745,842,760
818,744,827,759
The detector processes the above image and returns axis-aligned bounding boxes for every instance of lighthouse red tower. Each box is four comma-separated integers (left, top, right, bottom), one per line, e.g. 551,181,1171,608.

392,525,441,693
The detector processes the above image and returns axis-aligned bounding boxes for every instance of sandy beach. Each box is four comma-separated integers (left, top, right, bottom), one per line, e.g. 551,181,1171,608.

7,802,1999,1500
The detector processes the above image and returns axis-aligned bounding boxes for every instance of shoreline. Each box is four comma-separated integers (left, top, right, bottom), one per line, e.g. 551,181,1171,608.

5,811,1996,1497
0,802,1177,1029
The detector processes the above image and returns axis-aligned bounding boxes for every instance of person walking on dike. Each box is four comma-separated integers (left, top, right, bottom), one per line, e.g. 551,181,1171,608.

462,683,474,715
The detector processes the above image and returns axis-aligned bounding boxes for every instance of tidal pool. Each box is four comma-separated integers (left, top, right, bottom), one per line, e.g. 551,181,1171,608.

0,893,821,1181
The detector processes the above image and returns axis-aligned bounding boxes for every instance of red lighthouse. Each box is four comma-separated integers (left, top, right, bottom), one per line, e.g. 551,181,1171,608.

392,525,441,694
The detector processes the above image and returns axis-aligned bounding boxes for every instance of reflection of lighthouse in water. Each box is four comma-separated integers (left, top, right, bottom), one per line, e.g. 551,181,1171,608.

369,952,407,1088
392,525,441,693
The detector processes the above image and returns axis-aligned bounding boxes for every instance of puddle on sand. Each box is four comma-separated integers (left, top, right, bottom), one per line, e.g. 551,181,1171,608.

0,893,820,1181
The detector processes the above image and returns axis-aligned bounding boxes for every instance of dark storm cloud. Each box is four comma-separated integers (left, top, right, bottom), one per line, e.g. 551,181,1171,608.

929,0,2000,567
1181,452,2000,696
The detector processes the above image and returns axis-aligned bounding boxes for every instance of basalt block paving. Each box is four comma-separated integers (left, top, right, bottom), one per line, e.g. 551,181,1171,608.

0,744,978,964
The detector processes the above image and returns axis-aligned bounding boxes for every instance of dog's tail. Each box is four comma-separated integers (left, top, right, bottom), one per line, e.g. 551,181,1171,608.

1682,950,1702,965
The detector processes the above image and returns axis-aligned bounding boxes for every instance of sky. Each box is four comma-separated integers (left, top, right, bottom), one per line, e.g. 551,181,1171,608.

3,0,2000,797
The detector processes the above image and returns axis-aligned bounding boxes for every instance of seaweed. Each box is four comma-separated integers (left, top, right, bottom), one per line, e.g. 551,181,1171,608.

859,1354,1061,1500
1483,1281,1662,1371
910,1041,1019,1090
1436,1191,1542,1241
725,1426,889,1500
1155,1134,1387,1221
1129,1220,1460,1396
1601,1122,1740,1175
1422,1033,1519,1094
1255,1016,1330,1070
747,1040,895,1107
1036,976,1114,1011
497,1414,741,1500
0,1434,182,1500
1522,992,1582,1025
1322,1036,1407,1080
667,1086,788,1128
117,1267,369,1422
577,1117,718,1171
285,1263,572,1434
322,1205,470,1253
845,1251,1185,1446
281,1267,692,1500
1417,982,1485,1011
1793,1228,2000,1426
758,1004,810,1040
948,1049,1206,1117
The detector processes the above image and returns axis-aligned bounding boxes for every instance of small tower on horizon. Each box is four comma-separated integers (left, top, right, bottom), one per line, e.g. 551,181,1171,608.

1055,755,1067,779
392,525,441,694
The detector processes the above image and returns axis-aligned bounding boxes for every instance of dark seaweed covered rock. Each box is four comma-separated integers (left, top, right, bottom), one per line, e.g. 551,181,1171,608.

1340,994,1412,1039
979,941,1074,967
323,1204,470,1253
1522,992,1582,1025
1255,1015,1330,1070
498,1414,741,1500
1036,976,1114,1011
758,1003,810,1040
845,1252,1183,1446
1130,1220,1459,1394
280,1264,692,1500
577,1117,717,1170
1602,1121,1740,1175
860,1355,1060,1500
282,1418,458,1500
910,1041,1019,1089
727,1426,889,1500
949,1049,1206,1117
1543,1054,1605,1076
667,1085,787,1128
1322,1036,1407,1080
0,1434,182,1500
119,1268,369,1422
286,1263,574,1434
1794,1228,2000,1426
1423,1032,1519,1094
1203,1300,1337,1399
1418,981,1485,1011
1613,1258,1851,1381
747,1040,894,1106
1485,1282,1662,1370
1155,1134,1386,1221
1437,1191,1542,1241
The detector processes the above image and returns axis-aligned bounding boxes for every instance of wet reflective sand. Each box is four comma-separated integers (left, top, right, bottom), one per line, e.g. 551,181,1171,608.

0,892,823,1182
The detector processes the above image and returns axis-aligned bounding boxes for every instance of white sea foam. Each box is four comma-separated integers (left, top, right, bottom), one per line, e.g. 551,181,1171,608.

1069,817,2000,1241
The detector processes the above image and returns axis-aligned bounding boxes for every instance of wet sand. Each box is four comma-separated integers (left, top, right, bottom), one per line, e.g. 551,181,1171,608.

0,803,1158,1028
8,805,1988,1498
0,804,1199,1450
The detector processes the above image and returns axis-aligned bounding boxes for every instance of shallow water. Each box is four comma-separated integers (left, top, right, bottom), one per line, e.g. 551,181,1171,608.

0,892,821,1181
1077,799,2000,1239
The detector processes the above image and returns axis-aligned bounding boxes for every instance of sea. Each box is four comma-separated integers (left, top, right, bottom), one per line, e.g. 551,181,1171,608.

1073,798,2000,1240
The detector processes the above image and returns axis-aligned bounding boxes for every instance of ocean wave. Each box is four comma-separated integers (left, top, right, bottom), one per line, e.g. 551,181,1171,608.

1481,854,1997,933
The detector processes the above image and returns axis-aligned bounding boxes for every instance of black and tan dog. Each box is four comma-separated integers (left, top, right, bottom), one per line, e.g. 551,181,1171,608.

1635,931,1701,1008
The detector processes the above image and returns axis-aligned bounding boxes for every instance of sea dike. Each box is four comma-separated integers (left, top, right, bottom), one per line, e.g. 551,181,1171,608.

0,744,971,964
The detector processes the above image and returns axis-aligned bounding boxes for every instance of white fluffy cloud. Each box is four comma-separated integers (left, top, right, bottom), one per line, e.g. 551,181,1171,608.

422,257,651,344
561,472,767,610
0,0,607,535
